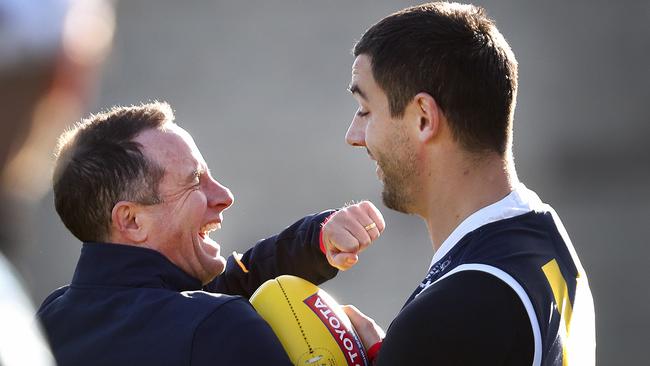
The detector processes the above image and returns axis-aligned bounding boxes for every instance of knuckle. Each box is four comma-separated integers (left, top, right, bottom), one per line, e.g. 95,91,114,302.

331,212,344,223
347,205,361,215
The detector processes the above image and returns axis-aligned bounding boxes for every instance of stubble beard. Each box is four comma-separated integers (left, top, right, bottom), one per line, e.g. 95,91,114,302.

377,148,419,215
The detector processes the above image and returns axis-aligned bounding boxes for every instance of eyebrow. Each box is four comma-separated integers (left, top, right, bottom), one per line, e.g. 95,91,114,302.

348,83,368,101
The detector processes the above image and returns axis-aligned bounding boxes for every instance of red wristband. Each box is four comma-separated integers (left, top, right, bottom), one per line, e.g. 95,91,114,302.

367,340,382,364
318,212,336,255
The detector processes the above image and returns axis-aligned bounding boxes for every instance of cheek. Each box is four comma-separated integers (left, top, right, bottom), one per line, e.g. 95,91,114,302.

366,118,392,151
183,191,208,216
162,192,207,239
364,119,379,147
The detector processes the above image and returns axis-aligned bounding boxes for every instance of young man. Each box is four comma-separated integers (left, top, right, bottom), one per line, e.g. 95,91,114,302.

38,102,385,365
336,3,595,365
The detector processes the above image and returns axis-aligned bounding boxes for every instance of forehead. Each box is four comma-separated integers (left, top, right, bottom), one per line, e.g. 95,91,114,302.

351,54,372,83
351,54,388,107
134,124,204,172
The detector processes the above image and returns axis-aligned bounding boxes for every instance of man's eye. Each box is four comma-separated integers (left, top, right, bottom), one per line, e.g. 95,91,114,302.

356,109,370,117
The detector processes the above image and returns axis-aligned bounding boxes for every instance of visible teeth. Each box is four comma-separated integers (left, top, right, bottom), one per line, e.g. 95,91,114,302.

200,222,221,234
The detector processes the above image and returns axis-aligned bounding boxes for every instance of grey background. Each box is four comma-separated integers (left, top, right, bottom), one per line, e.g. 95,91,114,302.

12,1,650,364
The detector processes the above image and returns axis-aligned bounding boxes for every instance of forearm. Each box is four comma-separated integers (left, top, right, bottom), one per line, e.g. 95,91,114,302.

191,299,293,366
205,210,337,298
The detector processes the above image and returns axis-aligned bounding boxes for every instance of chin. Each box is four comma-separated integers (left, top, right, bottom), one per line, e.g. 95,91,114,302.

382,185,415,215
198,259,226,285
198,234,220,255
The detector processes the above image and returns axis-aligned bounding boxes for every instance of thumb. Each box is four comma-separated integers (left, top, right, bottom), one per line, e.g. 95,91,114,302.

342,304,364,323
330,252,359,271
342,305,385,350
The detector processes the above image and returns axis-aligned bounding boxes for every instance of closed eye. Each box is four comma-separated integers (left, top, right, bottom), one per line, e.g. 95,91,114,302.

356,109,369,117
187,169,203,188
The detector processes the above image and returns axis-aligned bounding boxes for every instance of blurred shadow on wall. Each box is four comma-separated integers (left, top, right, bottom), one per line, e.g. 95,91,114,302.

0,0,114,364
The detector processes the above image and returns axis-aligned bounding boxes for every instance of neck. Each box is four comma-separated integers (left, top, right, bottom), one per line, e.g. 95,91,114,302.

421,151,518,253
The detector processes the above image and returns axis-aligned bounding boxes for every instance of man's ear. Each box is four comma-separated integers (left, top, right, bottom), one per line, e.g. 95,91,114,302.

111,201,147,243
413,92,442,143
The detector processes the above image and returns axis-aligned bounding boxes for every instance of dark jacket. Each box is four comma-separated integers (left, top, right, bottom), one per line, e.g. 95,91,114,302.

38,211,336,366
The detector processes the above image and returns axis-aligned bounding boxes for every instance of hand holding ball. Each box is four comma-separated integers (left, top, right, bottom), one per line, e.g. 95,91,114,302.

250,275,369,366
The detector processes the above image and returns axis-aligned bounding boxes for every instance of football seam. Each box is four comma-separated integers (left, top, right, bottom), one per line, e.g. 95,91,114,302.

276,278,314,355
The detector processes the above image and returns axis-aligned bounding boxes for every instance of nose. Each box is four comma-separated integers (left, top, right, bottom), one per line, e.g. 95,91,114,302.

206,178,234,211
345,115,366,147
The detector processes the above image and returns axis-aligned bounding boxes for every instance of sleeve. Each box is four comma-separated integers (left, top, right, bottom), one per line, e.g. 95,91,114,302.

205,210,338,298
375,271,534,366
190,299,293,366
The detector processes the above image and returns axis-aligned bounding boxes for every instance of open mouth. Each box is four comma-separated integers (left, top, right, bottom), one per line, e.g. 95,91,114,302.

198,221,221,240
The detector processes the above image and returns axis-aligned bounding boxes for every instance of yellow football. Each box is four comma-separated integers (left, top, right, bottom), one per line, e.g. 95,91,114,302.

250,275,369,366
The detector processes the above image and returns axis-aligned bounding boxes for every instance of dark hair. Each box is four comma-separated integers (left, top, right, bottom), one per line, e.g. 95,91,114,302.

53,102,172,242
354,2,518,155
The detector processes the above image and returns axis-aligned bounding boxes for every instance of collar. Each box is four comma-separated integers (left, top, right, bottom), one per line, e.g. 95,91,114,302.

71,242,203,292
429,183,548,269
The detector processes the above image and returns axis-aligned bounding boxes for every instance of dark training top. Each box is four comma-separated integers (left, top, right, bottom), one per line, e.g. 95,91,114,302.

38,211,336,366
376,185,595,366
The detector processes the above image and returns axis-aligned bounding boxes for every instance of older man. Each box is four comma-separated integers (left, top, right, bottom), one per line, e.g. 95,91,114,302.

338,3,595,365
38,102,384,365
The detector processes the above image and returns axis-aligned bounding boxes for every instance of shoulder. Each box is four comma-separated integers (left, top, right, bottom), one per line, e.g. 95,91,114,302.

379,271,532,365
162,290,252,324
181,291,257,321
180,289,241,305
473,211,557,244
460,211,569,267
175,291,276,340
37,285,70,315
